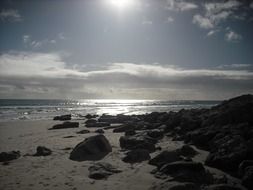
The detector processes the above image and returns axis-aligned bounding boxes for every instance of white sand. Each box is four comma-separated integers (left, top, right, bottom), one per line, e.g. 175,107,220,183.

0,120,243,190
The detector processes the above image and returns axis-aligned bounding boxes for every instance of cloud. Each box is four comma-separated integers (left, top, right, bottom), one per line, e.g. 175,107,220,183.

0,9,22,22
166,0,198,11
207,29,219,37
142,20,152,25
225,30,242,42
217,64,251,69
167,16,174,23
23,35,57,49
193,14,214,29
193,0,242,31
0,51,253,99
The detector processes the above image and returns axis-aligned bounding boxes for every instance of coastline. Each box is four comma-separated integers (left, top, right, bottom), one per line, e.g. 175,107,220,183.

1,94,252,190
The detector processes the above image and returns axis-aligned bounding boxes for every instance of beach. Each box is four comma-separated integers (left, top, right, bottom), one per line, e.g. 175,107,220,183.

0,95,252,190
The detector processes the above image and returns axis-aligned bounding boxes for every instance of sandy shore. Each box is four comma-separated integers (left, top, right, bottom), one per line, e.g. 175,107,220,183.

0,118,245,190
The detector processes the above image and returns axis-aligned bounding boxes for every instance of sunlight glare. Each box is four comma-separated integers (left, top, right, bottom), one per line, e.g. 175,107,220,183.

108,0,135,10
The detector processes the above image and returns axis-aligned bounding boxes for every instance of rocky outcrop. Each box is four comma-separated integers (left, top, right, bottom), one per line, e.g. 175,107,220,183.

69,135,112,161
49,122,79,130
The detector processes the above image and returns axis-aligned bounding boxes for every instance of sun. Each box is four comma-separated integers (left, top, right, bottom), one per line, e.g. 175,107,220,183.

108,0,135,10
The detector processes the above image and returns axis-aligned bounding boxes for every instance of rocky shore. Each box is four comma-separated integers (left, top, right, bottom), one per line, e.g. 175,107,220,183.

0,94,252,190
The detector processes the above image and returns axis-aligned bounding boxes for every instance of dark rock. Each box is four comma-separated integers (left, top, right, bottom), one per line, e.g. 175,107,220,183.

151,182,200,190
85,119,97,124
147,129,164,139
0,151,20,162
33,146,52,156
238,160,253,177
63,135,76,138
88,162,121,179
86,122,110,128
113,124,135,133
76,129,90,134
149,150,182,168
205,135,247,171
49,122,79,130
95,129,104,134
177,145,198,158
85,114,98,119
125,130,136,136
69,135,112,161
156,161,213,184
241,166,253,190
119,132,156,152
122,149,150,163
53,114,71,121
203,184,244,190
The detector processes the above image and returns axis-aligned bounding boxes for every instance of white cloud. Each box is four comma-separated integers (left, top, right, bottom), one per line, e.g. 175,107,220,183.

0,9,22,22
193,14,214,29
167,16,174,23
23,35,57,49
166,0,198,11
225,30,242,42
207,30,219,37
0,52,252,99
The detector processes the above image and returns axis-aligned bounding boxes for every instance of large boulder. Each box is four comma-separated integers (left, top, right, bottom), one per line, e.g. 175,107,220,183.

241,166,253,190
33,146,52,156
69,135,112,161
119,132,157,152
53,114,71,121
122,149,150,163
203,184,244,190
49,122,79,130
176,145,198,158
156,161,213,184
149,150,182,168
0,151,20,162
88,162,121,179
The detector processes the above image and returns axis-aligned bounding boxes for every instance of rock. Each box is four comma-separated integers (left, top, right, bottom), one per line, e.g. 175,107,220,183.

122,149,150,163
86,122,110,128
241,166,253,190
205,135,247,171
238,160,253,177
85,114,98,119
53,114,71,121
69,135,112,161
63,135,75,138
119,133,156,152
49,122,79,130
95,129,104,134
156,161,213,184
125,130,136,136
151,182,200,190
88,162,121,179
177,145,198,158
203,184,244,190
76,129,90,134
149,150,182,168
0,151,20,162
33,146,52,156
85,119,97,124
147,129,164,139
113,124,135,133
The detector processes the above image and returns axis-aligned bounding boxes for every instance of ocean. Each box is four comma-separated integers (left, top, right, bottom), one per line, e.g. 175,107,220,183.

0,99,221,121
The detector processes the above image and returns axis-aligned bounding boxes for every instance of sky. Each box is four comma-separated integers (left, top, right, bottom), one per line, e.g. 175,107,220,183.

0,0,253,100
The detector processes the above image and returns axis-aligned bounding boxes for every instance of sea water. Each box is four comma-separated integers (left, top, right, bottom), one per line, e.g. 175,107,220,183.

0,99,220,121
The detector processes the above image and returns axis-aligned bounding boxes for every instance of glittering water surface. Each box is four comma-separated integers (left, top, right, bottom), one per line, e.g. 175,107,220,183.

0,99,220,121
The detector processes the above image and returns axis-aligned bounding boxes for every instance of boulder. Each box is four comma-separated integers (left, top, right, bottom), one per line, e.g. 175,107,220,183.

203,184,244,190
88,162,121,180
76,129,90,134
147,129,164,139
95,129,104,134
33,146,52,156
53,114,71,121
151,182,200,190
85,114,98,119
119,132,156,152
49,122,79,130
238,160,253,177
86,122,110,128
113,124,135,133
177,145,198,158
241,166,253,190
149,150,182,168
122,149,150,163
69,135,112,161
156,161,213,184
0,151,20,162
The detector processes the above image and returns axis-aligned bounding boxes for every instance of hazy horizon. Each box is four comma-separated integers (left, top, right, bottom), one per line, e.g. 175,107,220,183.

1,0,253,100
